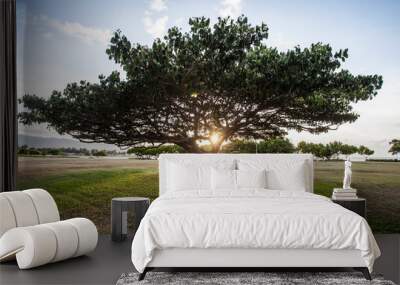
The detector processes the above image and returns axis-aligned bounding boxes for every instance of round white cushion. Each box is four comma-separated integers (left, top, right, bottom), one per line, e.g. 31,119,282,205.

0,189,60,238
64,218,98,257
0,196,17,237
0,226,57,269
42,221,79,262
23,189,60,224
0,191,39,227
0,218,98,269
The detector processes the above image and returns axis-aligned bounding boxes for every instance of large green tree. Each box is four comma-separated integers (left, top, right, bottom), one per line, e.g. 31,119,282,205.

358,145,374,159
19,16,382,153
297,141,368,160
297,141,332,160
389,139,400,157
257,138,295,153
340,143,359,157
222,137,295,153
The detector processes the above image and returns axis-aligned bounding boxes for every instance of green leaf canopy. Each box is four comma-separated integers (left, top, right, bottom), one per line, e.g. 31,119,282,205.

19,16,383,152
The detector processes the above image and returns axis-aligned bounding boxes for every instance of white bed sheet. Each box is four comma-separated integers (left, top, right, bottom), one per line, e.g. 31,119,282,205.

131,190,380,273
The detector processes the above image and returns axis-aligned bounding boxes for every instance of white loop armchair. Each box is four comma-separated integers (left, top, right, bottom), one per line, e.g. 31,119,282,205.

0,189,98,269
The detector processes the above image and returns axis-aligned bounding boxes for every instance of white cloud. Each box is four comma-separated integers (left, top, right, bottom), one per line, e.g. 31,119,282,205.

218,0,243,18
143,0,169,38
143,15,168,38
40,15,112,45
149,0,167,12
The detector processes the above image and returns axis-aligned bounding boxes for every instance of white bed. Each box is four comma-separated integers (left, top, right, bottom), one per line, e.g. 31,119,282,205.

131,154,380,280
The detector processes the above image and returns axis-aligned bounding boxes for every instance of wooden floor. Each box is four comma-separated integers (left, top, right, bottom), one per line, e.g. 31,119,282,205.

0,234,399,285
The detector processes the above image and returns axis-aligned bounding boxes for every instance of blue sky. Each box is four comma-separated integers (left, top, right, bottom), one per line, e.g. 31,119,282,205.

17,0,400,156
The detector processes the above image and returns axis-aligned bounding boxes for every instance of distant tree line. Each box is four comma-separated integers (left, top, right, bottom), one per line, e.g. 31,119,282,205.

126,139,295,159
297,141,373,160
17,145,120,157
127,145,185,159
126,138,375,160
222,139,374,160
20,138,399,161
221,138,295,154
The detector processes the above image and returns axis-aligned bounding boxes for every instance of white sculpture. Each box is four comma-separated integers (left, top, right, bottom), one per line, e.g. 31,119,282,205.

343,158,352,190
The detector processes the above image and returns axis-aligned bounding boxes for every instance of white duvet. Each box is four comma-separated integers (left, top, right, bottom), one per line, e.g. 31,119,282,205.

131,190,380,273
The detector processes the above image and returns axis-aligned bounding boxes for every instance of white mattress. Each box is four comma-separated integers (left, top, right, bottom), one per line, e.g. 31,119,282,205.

131,190,380,273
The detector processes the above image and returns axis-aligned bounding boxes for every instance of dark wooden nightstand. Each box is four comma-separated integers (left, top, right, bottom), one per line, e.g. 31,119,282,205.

332,198,366,218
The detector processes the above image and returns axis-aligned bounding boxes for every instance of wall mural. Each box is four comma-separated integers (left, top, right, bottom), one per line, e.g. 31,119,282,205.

16,0,400,234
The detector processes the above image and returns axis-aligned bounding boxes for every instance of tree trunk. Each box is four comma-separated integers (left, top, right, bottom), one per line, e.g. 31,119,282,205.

178,139,225,153
210,134,228,153
178,141,203,153
211,142,223,153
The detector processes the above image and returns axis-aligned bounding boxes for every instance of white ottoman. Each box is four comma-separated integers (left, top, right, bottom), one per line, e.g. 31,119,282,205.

0,189,98,269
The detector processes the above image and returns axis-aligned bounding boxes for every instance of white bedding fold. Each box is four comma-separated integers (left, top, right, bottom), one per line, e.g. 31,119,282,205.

131,190,380,273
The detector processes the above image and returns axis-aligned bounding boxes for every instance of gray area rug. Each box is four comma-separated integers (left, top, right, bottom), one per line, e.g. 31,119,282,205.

116,272,396,285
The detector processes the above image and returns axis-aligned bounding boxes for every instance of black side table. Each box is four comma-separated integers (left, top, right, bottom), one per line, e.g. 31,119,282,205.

111,197,150,242
332,198,366,218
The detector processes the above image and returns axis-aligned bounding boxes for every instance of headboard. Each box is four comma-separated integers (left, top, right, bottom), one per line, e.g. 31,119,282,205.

158,153,314,195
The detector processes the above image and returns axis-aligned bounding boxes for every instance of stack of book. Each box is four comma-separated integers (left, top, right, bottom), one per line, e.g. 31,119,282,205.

332,188,358,200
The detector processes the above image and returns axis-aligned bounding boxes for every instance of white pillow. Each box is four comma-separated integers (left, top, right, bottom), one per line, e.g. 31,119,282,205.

167,159,236,192
267,161,307,191
236,169,267,189
211,168,236,190
238,159,307,191
168,162,210,191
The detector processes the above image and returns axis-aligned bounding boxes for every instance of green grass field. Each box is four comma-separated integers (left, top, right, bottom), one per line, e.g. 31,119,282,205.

16,159,400,234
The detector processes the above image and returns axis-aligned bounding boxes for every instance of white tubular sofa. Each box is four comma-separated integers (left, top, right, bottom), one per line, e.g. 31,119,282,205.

0,188,98,269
